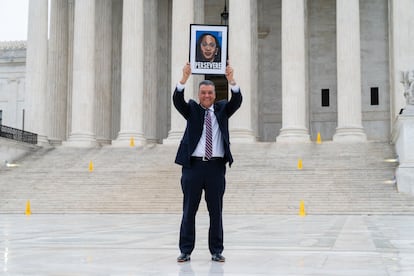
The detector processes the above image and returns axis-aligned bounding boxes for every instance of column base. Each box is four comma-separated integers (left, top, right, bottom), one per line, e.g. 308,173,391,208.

36,134,51,147
64,132,99,147
396,164,414,195
48,138,62,146
276,128,310,143
96,137,112,146
230,129,256,143
333,127,367,142
112,132,146,147
162,130,184,145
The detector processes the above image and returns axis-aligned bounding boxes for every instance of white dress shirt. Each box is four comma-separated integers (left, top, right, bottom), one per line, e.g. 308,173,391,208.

175,82,240,158
191,106,225,158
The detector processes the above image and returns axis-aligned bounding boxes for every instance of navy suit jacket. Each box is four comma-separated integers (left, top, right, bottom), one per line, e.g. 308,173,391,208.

173,87,242,168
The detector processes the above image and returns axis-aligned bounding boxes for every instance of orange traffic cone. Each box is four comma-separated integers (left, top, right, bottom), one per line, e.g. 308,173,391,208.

299,200,307,217
297,159,303,170
316,132,322,144
25,200,31,216
88,161,94,172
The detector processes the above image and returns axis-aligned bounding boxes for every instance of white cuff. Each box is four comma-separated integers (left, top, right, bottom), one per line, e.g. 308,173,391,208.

230,84,240,92
176,82,186,92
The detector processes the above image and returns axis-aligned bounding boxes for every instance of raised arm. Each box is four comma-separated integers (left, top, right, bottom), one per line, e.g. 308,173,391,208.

173,63,192,119
225,62,242,117
225,62,236,86
180,62,191,85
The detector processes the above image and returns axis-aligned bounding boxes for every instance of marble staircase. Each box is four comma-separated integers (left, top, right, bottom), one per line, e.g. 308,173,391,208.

1,141,414,214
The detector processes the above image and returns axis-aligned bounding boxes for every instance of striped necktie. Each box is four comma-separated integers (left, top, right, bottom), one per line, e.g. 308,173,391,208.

205,109,213,160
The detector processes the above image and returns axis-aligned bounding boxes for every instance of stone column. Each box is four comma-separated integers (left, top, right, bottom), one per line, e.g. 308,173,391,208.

333,0,366,142
66,0,97,147
47,0,68,144
95,0,112,145
228,0,257,143
111,0,123,140
66,0,75,140
144,0,158,144
25,0,49,145
276,0,310,143
113,0,146,147
163,0,202,145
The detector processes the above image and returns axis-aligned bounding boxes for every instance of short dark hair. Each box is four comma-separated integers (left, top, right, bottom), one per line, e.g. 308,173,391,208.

199,79,215,88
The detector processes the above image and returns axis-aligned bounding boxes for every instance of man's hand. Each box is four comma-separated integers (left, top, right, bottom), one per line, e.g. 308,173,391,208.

225,62,236,86
180,62,191,85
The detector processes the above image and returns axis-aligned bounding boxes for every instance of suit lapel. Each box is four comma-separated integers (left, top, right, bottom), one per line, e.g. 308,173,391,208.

198,104,205,124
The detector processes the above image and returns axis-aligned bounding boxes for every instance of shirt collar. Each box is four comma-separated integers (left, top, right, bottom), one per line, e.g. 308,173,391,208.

200,104,214,112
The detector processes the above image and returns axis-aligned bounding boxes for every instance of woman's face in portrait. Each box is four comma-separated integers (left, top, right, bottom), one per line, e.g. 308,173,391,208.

200,35,218,62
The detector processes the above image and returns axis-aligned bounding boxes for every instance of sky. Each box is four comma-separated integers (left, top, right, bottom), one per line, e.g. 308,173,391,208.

0,0,29,41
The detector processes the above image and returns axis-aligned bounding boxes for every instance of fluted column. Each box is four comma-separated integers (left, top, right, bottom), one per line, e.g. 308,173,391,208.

66,0,75,140
113,0,146,147
47,0,68,144
144,0,158,144
25,0,49,145
228,0,257,143
276,0,310,143
333,0,366,142
111,0,123,140
66,0,97,147
163,0,201,144
95,0,112,145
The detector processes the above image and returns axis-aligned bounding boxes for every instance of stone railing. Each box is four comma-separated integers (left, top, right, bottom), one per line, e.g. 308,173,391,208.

0,40,27,50
0,124,37,145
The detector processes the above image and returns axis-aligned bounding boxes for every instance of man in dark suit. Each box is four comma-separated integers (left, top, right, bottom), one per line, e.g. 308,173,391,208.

174,62,242,263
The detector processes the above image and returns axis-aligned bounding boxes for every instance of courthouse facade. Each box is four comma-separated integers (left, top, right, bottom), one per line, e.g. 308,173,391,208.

1,0,414,147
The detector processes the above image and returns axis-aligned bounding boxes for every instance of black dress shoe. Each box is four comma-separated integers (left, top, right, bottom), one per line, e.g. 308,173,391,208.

211,253,225,262
177,253,191,262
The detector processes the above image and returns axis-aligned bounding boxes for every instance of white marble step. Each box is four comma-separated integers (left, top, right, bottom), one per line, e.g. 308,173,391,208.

1,142,413,214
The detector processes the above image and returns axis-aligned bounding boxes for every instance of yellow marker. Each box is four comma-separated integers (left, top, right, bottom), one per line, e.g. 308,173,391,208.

299,200,306,216
88,161,94,172
130,137,135,147
25,200,31,216
316,132,322,144
297,159,303,170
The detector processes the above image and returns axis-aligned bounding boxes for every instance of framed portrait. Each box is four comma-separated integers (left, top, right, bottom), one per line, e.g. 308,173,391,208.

189,24,228,75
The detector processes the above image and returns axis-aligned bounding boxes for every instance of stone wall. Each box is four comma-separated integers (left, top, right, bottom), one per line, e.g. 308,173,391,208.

0,41,27,130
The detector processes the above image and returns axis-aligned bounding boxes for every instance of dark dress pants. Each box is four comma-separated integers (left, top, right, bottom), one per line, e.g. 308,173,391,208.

179,159,226,255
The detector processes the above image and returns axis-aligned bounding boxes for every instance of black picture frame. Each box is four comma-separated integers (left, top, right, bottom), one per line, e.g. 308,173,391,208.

189,24,228,75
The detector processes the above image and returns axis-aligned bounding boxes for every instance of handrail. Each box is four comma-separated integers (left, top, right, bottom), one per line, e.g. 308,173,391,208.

0,124,38,145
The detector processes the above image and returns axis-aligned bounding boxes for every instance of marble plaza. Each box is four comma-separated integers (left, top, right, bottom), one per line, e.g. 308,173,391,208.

1,214,414,275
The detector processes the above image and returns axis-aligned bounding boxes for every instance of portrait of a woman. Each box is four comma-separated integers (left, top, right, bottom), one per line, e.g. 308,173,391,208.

195,32,221,62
